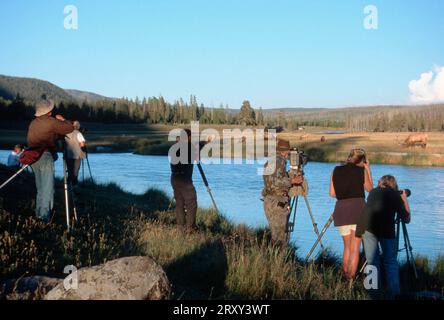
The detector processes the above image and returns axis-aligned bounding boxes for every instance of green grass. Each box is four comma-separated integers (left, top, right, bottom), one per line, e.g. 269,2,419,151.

0,164,443,300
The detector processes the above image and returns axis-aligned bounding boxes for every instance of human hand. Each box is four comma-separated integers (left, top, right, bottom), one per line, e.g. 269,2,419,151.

292,175,304,185
55,114,66,121
400,190,408,202
363,159,371,170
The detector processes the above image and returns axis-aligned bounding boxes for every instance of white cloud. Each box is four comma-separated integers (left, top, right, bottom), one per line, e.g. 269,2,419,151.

409,66,444,103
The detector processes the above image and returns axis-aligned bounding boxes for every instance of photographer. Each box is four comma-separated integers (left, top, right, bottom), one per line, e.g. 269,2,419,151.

356,175,411,298
65,121,87,188
330,148,373,280
262,139,303,247
7,144,24,169
27,97,74,223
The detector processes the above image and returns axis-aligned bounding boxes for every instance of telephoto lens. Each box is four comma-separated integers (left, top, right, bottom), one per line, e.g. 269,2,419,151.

399,189,411,197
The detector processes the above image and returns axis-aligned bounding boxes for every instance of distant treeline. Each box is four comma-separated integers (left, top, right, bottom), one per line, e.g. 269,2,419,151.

0,94,262,126
262,104,444,132
1,94,443,132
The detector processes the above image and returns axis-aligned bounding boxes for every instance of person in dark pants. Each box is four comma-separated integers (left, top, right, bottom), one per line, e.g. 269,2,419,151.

356,175,411,299
170,129,199,230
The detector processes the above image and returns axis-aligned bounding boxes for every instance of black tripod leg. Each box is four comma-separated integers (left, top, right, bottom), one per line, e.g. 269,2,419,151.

402,221,418,279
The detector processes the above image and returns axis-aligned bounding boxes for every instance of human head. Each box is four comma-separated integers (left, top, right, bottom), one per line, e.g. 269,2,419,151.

378,175,398,190
35,98,55,117
14,144,23,153
73,121,81,130
277,139,290,157
347,148,366,165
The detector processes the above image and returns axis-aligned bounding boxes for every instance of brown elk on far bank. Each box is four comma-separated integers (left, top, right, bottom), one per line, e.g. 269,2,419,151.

397,133,428,148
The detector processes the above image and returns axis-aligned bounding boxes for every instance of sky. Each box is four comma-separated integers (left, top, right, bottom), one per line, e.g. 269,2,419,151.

0,0,443,109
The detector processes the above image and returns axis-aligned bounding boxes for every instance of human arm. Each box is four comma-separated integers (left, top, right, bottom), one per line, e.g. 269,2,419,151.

363,160,374,192
53,115,74,135
77,132,86,148
329,173,336,198
400,190,411,223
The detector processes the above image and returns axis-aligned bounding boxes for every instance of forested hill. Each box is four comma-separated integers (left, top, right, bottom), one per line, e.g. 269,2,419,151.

0,74,75,103
1,74,443,132
65,89,112,103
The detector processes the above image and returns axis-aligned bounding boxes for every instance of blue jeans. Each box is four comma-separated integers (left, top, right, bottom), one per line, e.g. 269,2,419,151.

31,152,55,222
363,231,400,298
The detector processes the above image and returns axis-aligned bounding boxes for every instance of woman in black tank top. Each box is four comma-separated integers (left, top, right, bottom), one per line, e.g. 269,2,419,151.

329,148,373,280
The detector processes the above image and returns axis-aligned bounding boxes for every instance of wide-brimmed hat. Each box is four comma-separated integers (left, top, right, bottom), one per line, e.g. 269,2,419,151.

277,139,290,152
35,98,55,117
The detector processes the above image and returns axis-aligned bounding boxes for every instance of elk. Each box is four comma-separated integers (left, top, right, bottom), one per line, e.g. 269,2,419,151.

396,133,428,148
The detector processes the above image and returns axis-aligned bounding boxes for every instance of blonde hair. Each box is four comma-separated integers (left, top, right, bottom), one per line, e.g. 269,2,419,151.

347,148,366,165
378,175,398,190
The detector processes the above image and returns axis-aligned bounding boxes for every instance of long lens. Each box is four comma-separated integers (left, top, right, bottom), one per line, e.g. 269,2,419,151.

399,189,411,197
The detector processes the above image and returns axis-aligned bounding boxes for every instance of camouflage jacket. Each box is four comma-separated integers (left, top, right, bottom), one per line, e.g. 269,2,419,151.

262,155,292,197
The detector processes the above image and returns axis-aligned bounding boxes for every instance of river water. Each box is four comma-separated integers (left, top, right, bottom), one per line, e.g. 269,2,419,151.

1,150,443,260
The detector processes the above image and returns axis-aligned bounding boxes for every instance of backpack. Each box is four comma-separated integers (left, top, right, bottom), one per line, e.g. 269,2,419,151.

19,148,45,165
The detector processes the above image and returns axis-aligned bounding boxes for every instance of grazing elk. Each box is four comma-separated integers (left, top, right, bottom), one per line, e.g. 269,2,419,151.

397,133,428,148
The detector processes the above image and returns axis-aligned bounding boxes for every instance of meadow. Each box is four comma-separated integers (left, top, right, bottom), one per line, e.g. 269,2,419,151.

0,164,443,300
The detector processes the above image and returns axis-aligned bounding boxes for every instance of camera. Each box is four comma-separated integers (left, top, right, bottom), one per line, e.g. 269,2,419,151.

290,148,308,172
288,148,308,197
399,189,411,197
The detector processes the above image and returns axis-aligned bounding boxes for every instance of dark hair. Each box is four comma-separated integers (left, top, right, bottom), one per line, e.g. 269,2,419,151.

347,148,366,165
14,144,23,150
378,175,398,190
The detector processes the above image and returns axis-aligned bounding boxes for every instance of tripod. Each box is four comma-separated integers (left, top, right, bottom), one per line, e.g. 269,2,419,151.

81,148,94,182
62,144,79,231
0,165,30,191
197,163,219,214
306,214,333,261
286,182,325,252
396,216,418,279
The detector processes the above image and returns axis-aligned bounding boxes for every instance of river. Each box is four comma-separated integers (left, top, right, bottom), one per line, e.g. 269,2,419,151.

1,150,443,261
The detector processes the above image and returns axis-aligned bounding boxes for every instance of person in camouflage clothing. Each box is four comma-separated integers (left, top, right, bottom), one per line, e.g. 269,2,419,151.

262,139,303,247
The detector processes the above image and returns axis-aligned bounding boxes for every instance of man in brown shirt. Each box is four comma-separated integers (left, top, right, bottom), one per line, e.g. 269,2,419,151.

27,98,74,222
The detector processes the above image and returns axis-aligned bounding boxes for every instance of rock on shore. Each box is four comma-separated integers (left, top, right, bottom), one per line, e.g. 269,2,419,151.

45,256,170,300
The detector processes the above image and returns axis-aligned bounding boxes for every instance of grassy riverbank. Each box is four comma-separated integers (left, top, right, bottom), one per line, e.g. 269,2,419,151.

2,123,444,166
1,164,443,300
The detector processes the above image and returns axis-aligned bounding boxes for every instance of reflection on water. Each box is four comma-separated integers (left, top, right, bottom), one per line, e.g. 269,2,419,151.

1,150,443,260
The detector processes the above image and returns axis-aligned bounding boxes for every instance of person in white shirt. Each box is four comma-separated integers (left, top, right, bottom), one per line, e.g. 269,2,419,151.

7,144,24,168
65,121,86,186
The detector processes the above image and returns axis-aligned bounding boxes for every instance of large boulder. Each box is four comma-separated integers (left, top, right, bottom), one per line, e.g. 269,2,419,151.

1,276,62,300
45,256,170,300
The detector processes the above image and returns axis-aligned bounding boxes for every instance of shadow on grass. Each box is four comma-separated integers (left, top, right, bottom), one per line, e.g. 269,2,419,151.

166,238,228,300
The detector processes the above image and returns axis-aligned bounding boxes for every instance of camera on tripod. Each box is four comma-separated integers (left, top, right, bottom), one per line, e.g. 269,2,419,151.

289,148,308,174
288,148,309,197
